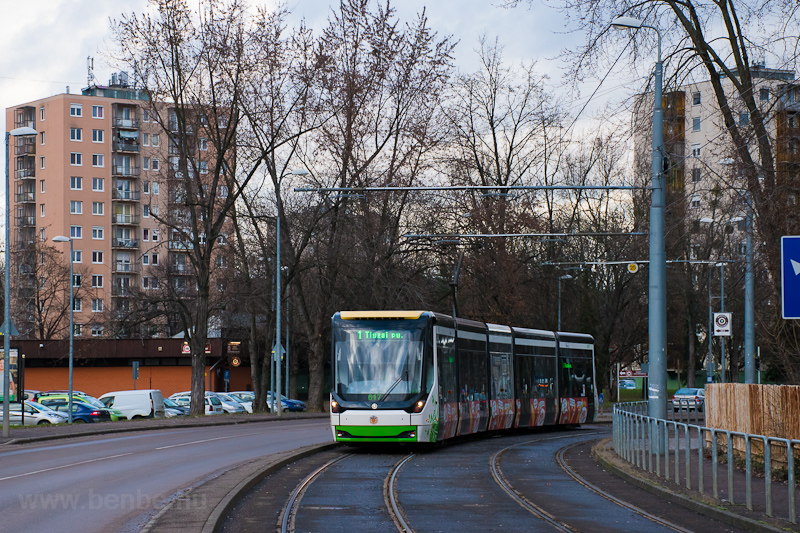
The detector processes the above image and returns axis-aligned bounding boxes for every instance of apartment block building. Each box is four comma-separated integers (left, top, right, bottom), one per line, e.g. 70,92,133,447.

5,74,211,340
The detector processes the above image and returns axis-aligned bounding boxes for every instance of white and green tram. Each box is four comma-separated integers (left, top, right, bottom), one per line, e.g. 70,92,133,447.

330,311,597,443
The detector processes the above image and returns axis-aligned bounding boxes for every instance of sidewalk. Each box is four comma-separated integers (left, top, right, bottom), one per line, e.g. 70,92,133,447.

0,411,329,446
593,438,799,532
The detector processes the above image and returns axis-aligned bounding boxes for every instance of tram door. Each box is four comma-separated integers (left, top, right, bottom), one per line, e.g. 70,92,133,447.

455,325,488,436
488,327,513,431
435,327,458,441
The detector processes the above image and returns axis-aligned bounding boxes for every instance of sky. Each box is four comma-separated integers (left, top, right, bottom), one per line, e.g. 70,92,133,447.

1,0,636,184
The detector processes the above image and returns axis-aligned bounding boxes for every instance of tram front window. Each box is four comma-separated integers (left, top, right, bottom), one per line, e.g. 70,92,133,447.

334,325,426,403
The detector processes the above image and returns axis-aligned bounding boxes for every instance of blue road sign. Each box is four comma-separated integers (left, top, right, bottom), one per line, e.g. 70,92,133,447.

782,236,800,319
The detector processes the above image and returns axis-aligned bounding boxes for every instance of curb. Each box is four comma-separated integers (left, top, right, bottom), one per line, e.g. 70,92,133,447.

140,441,340,533
592,438,787,533
0,413,329,446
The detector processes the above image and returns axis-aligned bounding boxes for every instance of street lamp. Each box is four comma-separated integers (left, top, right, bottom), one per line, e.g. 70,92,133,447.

613,15,667,420
275,168,308,416
558,274,573,331
716,261,726,383
52,235,74,423
4,126,37,438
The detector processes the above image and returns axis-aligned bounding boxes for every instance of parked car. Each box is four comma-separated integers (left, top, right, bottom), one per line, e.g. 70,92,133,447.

37,393,123,421
266,391,307,412
168,392,224,415
99,389,165,420
37,399,112,423
163,397,189,417
619,379,637,390
207,392,246,414
672,388,705,412
215,392,252,413
0,401,69,425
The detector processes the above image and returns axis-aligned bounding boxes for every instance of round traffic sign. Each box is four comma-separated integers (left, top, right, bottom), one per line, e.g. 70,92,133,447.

627,263,639,274
715,314,729,327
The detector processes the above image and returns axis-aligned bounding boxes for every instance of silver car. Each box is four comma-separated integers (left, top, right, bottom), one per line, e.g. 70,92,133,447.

672,388,705,412
208,392,246,413
0,401,69,425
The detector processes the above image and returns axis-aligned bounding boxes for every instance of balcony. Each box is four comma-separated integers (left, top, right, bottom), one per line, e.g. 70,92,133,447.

112,214,140,225
114,141,140,153
14,168,35,179
15,216,35,227
111,285,134,297
15,192,35,203
14,144,35,156
168,264,193,275
112,117,140,129
112,165,141,177
112,262,141,273
14,119,35,130
168,240,194,251
112,239,140,250
112,189,141,201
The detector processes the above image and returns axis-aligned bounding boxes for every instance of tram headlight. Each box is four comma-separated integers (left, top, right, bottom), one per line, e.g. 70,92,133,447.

330,400,340,413
413,400,425,413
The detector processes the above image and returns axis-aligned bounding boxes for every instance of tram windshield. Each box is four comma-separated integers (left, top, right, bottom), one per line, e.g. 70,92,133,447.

333,322,426,402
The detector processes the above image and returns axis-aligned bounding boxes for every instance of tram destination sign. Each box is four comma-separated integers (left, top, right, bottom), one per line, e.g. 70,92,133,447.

356,330,408,340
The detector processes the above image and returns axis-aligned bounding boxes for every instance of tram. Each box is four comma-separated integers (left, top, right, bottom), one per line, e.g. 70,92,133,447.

329,311,597,443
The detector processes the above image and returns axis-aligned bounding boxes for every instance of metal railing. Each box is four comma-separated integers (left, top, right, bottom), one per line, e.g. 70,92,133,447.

614,402,798,524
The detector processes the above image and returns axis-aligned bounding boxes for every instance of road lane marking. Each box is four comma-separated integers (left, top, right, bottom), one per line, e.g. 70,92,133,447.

0,452,133,481
155,432,260,450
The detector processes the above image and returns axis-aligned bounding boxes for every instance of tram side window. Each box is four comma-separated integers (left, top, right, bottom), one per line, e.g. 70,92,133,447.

561,357,593,397
517,356,536,404
458,347,487,402
437,334,457,404
534,356,556,397
490,351,512,399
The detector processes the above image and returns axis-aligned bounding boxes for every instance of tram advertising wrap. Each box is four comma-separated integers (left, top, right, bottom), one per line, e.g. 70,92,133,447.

329,311,597,443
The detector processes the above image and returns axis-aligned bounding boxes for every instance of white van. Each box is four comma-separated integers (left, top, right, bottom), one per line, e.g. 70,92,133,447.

99,389,166,420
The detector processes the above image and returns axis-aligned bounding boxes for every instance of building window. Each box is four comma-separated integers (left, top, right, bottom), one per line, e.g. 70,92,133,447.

143,276,150,288
143,255,150,265
152,204,159,216
92,129,104,143
691,144,701,158
70,200,83,214
739,112,750,125
152,229,159,241
70,128,82,141
218,185,228,198
92,202,104,215
151,253,159,266
92,154,104,167
199,161,208,174
70,225,82,239
73,298,82,312
91,324,104,336
40,204,45,217
692,168,701,182
40,180,45,193
92,226,104,240
40,107,45,121
143,229,150,241
760,88,770,102
73,274,82,287
40,228,46,241
143,157,150,171
199,138,208,151
143,181,150,194
70,104,82,117
691,196,701,208
152,158,160,171
91,274,103,288
692,117,701,132
143,109,150,122
92,177,104,191
218,234,227,245
143,133,150,146
92,251,104,264
70,153,82,166
692,92,701,106
218,116,227,128
92,105,104,118
72,250,82,263
152,182,159,195
40,132,45,145
70,176,82,190
73,324,82,337
40,156,45,169
151,134,160,147
143,205,150,218
215,255,226,268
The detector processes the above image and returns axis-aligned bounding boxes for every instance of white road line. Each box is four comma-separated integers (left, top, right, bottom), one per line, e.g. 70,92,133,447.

155,432,260,450
0,452,133,481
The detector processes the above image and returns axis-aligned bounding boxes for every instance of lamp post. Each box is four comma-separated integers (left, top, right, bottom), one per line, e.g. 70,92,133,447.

558,274,573,330
4,126,38,438
612,15,667,420
275,169,308,416
717,261,726,383
52,235,74,423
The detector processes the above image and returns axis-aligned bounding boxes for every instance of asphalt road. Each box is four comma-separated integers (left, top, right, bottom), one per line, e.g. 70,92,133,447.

0,418,332,532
